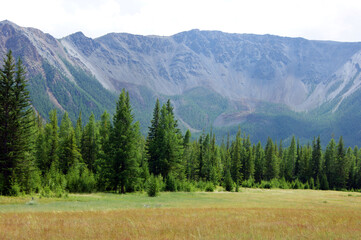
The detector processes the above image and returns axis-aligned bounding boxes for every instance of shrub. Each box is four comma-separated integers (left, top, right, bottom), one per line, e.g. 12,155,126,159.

179,181,195,192
10,181,21,197
309,178,315,189
205,182,215,192
27,169,42,194
165,174,177,192
320,174,329,190
260,181,271,189
242,178,256,188
146,174,160,197
66,164,96,193
292,179,303,189
223,170,233,192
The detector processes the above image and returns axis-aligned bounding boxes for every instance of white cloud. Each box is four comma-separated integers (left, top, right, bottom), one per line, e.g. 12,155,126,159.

1,0,361,41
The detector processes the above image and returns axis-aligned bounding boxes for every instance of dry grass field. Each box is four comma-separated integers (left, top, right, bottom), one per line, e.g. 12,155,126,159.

1,189,361,239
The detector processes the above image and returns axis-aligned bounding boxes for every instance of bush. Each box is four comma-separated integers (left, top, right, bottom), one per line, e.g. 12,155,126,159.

308,178,315,189
205,182,215,192
320,174,329,190
66,164,96,193
260,181,271,189
223,170,233,192
42,162,67,198
10,181,21,197
292,179,303,189
165,174,177,192
194,181,206,191
242,178,256,188
179,181,195,192
146,174,160,197
278,178,290,189
27,169,42,194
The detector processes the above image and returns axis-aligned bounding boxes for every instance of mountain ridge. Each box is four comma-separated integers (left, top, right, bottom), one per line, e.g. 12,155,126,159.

1,20,361,146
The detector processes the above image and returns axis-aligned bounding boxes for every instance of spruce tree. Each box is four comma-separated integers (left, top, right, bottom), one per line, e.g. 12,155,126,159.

254,141,265,183
147,99,161,175
81,113,98,172
335,136,348,189
311,136,322,181
158,103,183,178
285,136,297,181
264,137,278,180
58,112,81,173
0,51,34,194
324,138,336,188
108,89,140,193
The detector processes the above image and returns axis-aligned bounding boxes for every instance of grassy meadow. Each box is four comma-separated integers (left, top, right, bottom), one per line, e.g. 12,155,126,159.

1,189,361,239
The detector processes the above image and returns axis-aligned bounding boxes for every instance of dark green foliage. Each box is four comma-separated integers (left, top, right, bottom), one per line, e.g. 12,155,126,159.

108,89,141,193
147,99,184,179
3,55,361,197
320,174,329,190
81,113,98,172
146,174,160,197
165,173,177,192
205,182,215,192
224,169,233,191
66,163,96,193
0,51,34,195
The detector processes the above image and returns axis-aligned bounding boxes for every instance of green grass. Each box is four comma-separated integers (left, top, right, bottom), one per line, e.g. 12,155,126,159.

1,189,360,213
1,189,361,239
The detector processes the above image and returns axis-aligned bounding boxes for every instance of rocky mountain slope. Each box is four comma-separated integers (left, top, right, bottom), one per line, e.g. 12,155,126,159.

2,20,361,145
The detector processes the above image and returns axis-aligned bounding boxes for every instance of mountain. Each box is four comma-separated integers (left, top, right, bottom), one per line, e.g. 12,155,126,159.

1,20,361,146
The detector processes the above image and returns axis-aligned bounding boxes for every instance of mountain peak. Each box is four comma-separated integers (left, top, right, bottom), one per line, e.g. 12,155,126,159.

0,20,17,26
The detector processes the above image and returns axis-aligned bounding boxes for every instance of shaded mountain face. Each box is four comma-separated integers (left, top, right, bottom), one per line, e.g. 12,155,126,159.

1,20,361,145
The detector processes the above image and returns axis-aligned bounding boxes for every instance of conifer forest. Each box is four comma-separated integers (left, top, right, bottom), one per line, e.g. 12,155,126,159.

1,50,361,197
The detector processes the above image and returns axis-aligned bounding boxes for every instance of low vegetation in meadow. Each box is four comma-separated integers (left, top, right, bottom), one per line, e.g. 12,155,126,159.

1,189,361,239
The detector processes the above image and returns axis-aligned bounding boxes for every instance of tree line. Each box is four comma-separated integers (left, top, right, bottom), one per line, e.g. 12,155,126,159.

1,51,361,196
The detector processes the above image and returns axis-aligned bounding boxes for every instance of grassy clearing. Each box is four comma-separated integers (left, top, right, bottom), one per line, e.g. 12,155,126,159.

1,189,361,239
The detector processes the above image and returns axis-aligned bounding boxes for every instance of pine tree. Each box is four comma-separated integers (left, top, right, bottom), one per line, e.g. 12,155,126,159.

44,109,59,171
0,51,34,194
58,112,81,173
108,89,140,193
158,103,183,178
264,137,278,180
147,99,161,175
81,113,98,172
254,141,265,183
183,130,192,180
230,129,242,184
285,136,297,181
335,136,348,189
75,112,83,149
311,136,322,181
94,111,112,191
324,138,336,188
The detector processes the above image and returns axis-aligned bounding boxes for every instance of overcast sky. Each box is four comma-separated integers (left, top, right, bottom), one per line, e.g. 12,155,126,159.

2,0,361,42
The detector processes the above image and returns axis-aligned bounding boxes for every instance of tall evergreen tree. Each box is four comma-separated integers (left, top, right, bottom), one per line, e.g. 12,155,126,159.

335,136,348,189
285,136,297,181
311,136,322,181
94,111,112,191
158,103,183,178
264,137,278,180
324,138,336,188
147,99,161,175
108,89,140,193
230,129,243,184
0,51,34,194
81,113,98,172
254,141,265,183
75,112,83,149
58,112,81,173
